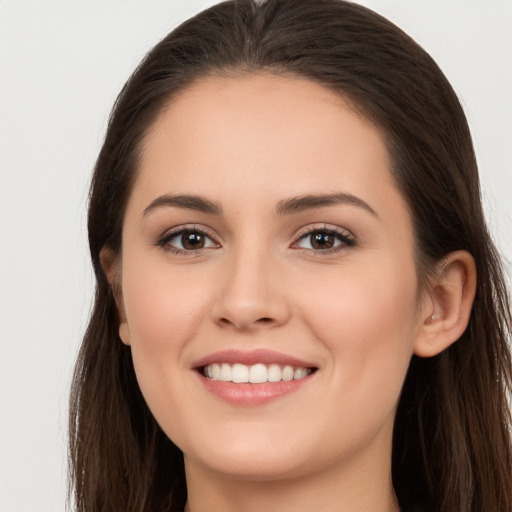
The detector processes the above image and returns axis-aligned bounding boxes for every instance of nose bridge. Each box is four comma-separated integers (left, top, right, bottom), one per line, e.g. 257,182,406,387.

213,234,289,330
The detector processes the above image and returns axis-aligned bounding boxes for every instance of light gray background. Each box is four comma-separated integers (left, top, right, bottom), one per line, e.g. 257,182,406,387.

1,1,510,511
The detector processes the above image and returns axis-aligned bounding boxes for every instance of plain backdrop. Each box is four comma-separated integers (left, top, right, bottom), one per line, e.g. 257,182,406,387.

0,1,510,510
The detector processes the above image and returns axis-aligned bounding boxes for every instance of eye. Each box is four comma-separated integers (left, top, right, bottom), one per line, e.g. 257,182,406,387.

158,227,219,254
293,226,356,253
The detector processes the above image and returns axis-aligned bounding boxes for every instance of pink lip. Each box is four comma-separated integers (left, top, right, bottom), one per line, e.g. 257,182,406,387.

191,348,317,369
191,349,318,406
199,377,313,406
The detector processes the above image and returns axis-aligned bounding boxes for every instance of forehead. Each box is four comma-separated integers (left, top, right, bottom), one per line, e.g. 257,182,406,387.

132,73,406,225
144,73,371,159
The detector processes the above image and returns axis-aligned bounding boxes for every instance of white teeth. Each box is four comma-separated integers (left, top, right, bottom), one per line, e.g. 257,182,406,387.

294,367,308,379
249,363,267,383
267,364,282,382
281,365,294,381
220,363,232,382
203,363,312,383
232,363,249,383
212,363,221,380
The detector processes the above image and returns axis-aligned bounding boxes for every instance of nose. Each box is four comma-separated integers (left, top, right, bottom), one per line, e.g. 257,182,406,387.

211,246,291,332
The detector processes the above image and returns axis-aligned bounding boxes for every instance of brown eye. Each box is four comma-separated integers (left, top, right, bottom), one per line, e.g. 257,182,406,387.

293,228,355,253
310,232,335,249
181,231,205,250
159,228,218,253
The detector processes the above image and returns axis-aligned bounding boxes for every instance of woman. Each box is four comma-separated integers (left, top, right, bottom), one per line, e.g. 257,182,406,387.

69,1,512,511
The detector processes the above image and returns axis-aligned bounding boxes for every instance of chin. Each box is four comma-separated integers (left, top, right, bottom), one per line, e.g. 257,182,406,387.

195,455,309,482
182,430,316,481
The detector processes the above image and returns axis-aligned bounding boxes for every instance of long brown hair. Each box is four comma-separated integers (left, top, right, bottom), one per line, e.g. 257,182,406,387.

69,1,512,511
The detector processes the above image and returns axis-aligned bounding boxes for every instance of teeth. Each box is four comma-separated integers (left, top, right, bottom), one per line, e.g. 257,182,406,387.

203,363,312,383
212,363,221,380
249,363,267,383
268,364,281,382
232,363,249,383
220,363,232,382
281,365,294,381
294,367,308,379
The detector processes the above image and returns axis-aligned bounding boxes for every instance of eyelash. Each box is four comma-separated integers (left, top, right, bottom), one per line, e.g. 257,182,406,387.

156,225,219,256
156,224,356,256
292,224,356,254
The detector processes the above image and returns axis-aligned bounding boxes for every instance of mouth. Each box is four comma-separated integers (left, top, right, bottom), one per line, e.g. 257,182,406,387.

200,362,315,383
192,349,318,405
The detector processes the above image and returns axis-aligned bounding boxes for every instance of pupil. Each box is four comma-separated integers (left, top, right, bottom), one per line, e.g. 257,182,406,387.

182,232,204,250
312,232,334,249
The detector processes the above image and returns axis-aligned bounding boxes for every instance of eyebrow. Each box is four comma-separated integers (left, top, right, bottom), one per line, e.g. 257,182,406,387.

142,192,377,218
142,194,223,217
275,193,378,218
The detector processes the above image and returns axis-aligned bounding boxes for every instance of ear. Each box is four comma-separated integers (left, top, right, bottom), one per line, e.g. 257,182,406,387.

414,250,476,357
100,247,131,346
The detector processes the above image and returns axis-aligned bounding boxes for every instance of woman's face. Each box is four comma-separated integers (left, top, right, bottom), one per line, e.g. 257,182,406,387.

116,74,430,481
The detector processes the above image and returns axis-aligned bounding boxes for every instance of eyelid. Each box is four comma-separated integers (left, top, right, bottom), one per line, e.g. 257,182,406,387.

293,223,353,240
290,223,356,252
156,224,221,251
154,222,355,255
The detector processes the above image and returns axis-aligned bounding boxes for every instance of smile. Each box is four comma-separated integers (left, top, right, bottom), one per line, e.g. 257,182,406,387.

193,349,318,405
203,363,312,383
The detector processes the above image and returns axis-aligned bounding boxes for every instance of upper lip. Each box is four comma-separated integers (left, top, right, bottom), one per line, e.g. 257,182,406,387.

191,349,317,369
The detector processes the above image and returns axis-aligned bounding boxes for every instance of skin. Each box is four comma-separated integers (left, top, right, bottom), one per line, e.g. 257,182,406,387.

103,73,476,512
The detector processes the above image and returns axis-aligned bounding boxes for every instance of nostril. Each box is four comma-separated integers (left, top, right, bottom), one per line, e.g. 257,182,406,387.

217,316,274,328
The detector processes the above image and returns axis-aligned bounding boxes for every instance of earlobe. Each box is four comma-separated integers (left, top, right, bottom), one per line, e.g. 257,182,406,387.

99,247,131,346
414,250,477,358
118,322,131,346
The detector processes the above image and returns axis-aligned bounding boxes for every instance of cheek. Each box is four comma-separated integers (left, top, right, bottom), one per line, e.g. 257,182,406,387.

119,261,219,441
298,255,419,398
119,258,212,408
122,258,208,348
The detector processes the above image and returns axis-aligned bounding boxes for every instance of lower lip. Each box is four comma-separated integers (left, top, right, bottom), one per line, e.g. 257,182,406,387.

198,373,313,406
